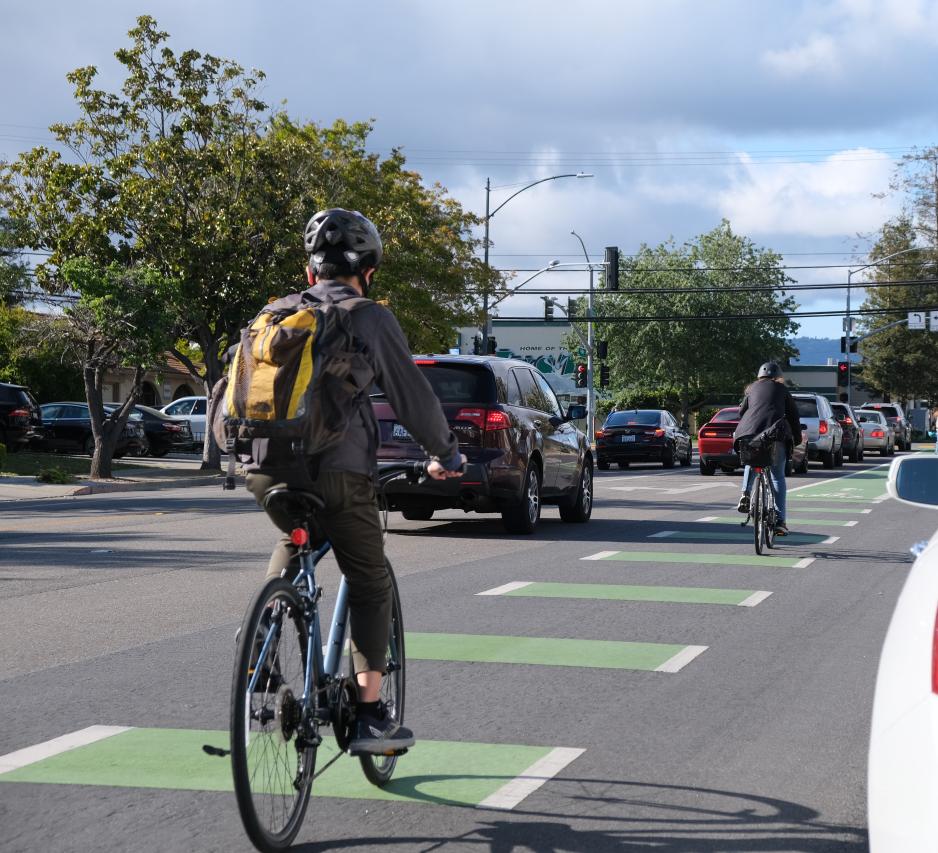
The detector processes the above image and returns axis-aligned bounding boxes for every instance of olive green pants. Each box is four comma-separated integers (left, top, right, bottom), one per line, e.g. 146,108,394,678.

245,467,390,674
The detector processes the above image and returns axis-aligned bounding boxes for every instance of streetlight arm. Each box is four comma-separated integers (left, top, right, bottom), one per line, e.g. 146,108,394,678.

489,263,557,309
488,174,588,220
848,246,932,280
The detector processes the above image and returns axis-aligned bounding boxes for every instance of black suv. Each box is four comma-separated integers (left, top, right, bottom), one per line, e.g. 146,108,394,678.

0,381,41,452
375,355,593,533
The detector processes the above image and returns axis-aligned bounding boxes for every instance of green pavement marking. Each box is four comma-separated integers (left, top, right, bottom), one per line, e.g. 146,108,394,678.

0,727,570,808
788,467,888,502
407,631,704,671
582,549,810,568
649,529,831,545
708,516,857,527
498,581,768,607
782,506,870,514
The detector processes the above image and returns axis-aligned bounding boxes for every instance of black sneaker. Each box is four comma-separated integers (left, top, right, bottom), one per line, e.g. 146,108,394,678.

348,702,415,755
736,494,750,514
775,520,789,537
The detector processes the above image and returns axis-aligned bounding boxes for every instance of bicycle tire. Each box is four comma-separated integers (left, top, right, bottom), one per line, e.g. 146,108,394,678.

764,482,777,550
231,577,317,852
359,560,406,787
752,475,764,555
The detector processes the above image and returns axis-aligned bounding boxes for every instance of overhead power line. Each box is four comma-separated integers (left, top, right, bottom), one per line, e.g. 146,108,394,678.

502,305,938,323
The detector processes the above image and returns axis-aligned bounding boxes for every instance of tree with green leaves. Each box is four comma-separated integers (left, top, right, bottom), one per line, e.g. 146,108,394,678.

857,216,938,404
0,217,29,306
590,221,798,425
0,16,495,469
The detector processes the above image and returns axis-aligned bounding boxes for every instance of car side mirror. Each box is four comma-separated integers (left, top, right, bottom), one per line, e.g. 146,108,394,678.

566,404,587,421
887,456,938,508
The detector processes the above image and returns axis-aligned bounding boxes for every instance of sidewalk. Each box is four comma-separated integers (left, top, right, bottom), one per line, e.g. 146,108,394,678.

0,461,233,502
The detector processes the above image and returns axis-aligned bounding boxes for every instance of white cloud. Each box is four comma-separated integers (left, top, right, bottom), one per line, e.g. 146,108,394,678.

762,35,841,78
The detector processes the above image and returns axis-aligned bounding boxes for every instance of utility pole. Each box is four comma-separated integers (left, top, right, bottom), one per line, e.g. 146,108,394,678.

571,231,595,439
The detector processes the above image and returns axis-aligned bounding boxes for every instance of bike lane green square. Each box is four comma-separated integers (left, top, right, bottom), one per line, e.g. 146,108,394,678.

0,727,566,809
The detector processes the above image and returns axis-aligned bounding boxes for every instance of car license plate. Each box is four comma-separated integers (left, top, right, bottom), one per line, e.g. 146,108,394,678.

620,435,636,443
392,423,413,441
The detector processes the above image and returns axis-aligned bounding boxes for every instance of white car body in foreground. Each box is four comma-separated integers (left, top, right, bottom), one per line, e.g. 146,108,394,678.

160,396,207,445
868,455,938,851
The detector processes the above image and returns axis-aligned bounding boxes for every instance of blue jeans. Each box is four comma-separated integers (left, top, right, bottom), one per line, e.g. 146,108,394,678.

740,441,788,521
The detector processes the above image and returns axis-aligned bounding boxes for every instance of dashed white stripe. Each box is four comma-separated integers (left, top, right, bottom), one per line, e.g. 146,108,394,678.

648,531,677,538
860,509,873,514
845,520,859,527
696,516,719,522
0,726,132,775
822,536,841,545
476,581,533,597
581,550,618,561
478,747,586,810
655,645,708,673
794,557,816,569
738,591,773,607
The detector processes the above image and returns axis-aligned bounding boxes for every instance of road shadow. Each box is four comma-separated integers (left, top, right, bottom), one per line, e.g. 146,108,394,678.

295,776,865,852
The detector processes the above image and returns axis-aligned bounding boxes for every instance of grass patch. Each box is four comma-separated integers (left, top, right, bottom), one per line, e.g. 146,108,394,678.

0,451,145,479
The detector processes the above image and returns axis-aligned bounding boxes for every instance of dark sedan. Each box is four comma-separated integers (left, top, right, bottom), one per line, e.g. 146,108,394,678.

596,409,692,469
125,405,195,456
830,402,864,463
36,402,147,457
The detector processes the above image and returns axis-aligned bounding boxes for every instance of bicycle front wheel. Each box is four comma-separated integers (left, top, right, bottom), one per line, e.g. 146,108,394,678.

231,577,317,852
359,560,406,787
752,475,764,555
764,489,777,550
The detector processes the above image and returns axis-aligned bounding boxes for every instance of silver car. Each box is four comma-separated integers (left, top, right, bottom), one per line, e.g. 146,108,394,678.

857,403,911,452
856,409,896,457
792,393,844,469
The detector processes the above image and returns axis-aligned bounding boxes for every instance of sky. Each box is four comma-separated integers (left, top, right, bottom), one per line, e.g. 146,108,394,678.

3,0,938,340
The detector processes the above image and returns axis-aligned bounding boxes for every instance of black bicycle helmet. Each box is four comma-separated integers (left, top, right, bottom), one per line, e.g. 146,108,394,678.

757,361,783,379
303,208,383,273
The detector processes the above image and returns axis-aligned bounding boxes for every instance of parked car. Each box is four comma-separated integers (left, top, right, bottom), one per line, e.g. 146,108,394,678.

857,403,912,452
123,405,194,457
0,381,41,452
697,406,808,476
792,393,843,469
160,396,207,446
830,402,865,463
35,402,147,457
375,355,593,533
856,409,895,457
868,454,938,851
596,409,692,470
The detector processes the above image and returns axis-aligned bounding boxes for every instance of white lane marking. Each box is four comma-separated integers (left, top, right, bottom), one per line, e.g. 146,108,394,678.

860,509,872,514
873,495,889,503
648,531,677,538
794,558,816,568
696,516,719,522
845,520,859,527
476,581,533,597
655,645,708,672
738,591,773,607
0,726,132,775
605,483,734,494
581,551,618,561
822,536,841,545
478,746,586,810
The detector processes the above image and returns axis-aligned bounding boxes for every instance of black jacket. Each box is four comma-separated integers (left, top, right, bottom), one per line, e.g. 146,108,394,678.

735,379,801,446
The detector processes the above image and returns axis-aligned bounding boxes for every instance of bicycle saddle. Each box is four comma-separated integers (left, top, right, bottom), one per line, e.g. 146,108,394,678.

263,487,325,520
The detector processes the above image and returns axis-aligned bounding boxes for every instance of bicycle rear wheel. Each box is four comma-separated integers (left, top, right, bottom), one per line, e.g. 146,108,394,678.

359,560,406,787
231,577,317,852
764,487,777,550
752,475,764,555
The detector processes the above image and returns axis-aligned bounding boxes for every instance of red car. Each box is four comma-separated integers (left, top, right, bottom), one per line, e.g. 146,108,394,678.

697,406,808,476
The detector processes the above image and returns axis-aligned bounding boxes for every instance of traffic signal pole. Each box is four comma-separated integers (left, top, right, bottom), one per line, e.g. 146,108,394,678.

571,231,595,439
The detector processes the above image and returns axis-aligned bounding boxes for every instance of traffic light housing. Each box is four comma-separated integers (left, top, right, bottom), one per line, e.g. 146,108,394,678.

840,336,858,354
596,340,608,360
486,336,497,355
544,298,554,322
471,335,482,355
837,360,849,387
574,363,588,388
599,363,610,388
604,246,619,291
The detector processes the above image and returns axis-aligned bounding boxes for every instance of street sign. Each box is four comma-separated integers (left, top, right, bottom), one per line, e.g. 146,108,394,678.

930,310,938,331
908,311,926,330
842,317,857,333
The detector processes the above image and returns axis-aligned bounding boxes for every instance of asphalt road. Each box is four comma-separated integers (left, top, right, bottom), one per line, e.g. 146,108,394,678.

1,453,936,852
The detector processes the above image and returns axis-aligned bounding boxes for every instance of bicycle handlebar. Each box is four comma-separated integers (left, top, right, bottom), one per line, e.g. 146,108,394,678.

376,459,466,488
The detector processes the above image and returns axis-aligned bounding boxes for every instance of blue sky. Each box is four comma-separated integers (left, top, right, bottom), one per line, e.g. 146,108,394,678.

3,0,938,338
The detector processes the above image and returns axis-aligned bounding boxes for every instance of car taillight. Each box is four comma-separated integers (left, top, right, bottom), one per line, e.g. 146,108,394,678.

455,408,509,431
9,408,29,418
700,429,717,437
161,423,182,432
654,428,665,437
871,429,884,438
595,429,605,440
485,410,510,431
932,606,938,695
842,417,852,425
414,359,437,365
818,420,828,435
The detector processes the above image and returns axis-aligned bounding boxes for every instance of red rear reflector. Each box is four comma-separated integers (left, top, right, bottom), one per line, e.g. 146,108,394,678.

413,359,437,365
485,410,510,430
818,421,828,434
654,428,665,437
290,528,308,546
932,606,938,695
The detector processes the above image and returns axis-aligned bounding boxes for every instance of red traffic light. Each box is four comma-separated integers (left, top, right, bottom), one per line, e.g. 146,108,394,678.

838,361,848,373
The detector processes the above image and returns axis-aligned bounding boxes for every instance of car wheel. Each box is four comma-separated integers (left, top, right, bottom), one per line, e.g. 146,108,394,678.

699,460,715,476
597,459,610,471
679,446,692,467
834,447,844,467
502,463,541,534
402,508,434,521
83,435,96,457
857,445,864,462
617,461,629,469
822,449,834,469
879,445,889,457
849,444,860,463
149,447,170,458
662,445,676,468
559,461,593,523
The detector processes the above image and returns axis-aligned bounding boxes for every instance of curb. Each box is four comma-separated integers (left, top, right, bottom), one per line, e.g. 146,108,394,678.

69,474,237,496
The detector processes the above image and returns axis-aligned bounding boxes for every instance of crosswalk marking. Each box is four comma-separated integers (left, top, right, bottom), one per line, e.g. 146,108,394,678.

477,582,533,596
655,645,708,673
475,581,774,607
0,726,131,775
582,550,620,561
478,747,586,810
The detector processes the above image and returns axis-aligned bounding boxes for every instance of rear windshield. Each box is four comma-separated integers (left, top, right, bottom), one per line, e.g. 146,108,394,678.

712,408,740,422
830,404,849,419
415,364,497,404
794,398,819,418
606,410,661,427
861,405,900,419
0,386,32,406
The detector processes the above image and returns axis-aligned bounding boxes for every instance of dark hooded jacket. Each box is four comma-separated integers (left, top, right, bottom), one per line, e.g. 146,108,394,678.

735,378,801,448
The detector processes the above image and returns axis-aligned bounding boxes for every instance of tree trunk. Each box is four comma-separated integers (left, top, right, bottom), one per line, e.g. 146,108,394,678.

85,362,143,480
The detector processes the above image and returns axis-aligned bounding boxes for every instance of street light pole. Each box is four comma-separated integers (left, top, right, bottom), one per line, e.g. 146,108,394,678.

481,172,592,344
571,230,595,439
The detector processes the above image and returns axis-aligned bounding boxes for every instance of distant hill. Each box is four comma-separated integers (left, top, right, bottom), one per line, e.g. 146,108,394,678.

789,337,845,365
